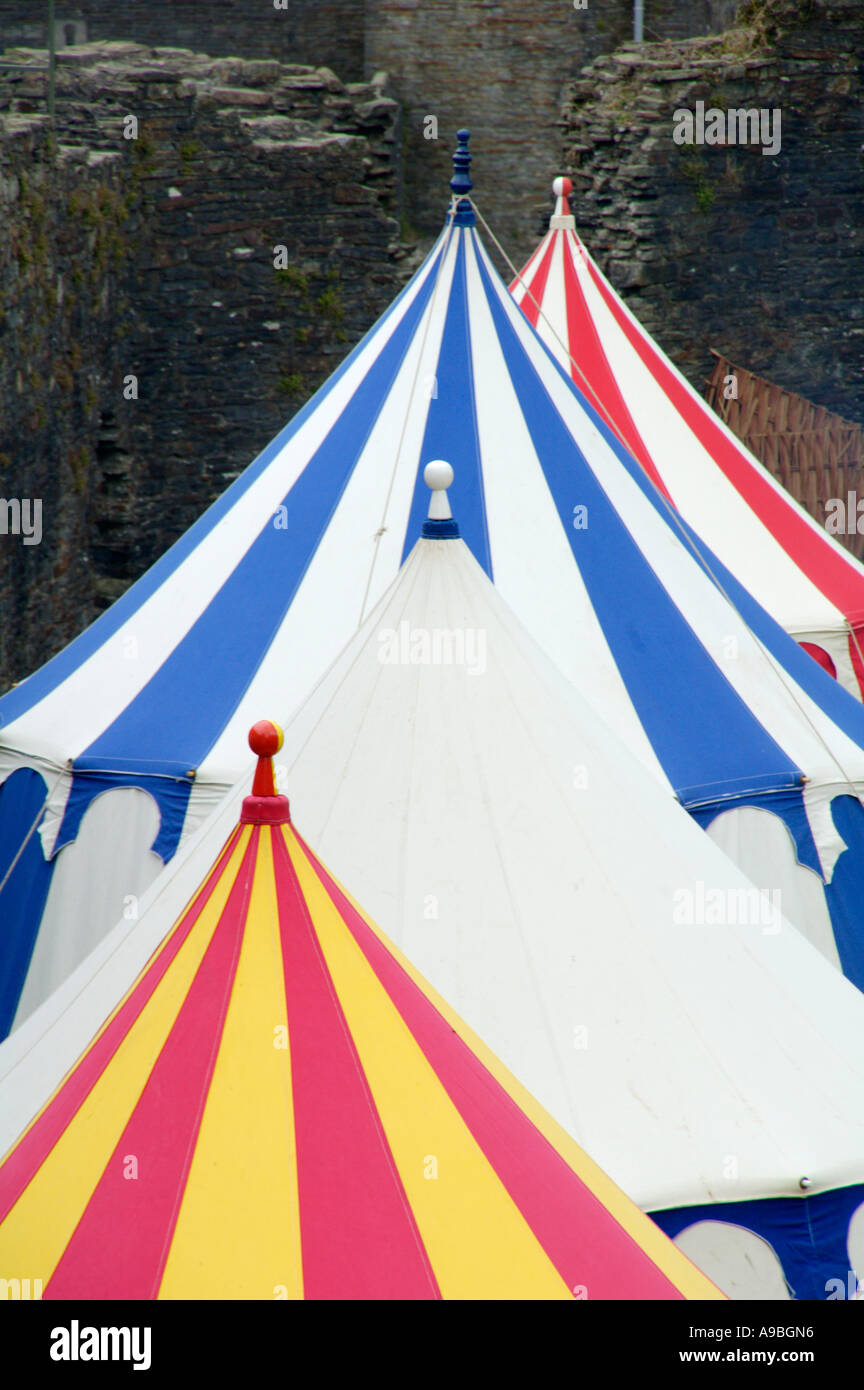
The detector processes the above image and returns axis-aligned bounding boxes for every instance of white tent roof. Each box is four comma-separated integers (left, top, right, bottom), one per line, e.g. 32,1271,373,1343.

6,490,864,1218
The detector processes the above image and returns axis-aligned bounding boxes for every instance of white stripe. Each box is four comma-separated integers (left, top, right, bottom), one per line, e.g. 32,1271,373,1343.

494,237,864,813
567,236,844,637
509,231,550,302
201,238,462,781
464,233,667,785
3,244,446,762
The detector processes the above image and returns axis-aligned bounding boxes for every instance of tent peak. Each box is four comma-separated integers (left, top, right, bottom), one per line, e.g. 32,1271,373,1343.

241,719,292,826
550,174,575,231
449,128,475,227
422,460,460,538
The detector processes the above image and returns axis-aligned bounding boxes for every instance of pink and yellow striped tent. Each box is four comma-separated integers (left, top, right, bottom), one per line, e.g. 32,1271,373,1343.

0,722,721,1301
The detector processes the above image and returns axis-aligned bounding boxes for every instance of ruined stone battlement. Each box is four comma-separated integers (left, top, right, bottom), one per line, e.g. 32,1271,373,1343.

0,41,404,687
559,0,864,422
0,0,741,257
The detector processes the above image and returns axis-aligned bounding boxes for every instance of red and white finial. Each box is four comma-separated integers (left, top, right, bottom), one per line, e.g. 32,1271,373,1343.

550,175,575,231
240,720,292,825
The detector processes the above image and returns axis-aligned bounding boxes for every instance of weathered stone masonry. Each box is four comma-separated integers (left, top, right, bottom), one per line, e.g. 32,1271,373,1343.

0,1,740,263
365,0,740,262
558,0,864,425
0,1,366,81
0,43,404,690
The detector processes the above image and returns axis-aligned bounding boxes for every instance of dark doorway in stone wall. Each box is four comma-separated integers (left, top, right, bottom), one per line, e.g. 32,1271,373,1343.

55,20,87,48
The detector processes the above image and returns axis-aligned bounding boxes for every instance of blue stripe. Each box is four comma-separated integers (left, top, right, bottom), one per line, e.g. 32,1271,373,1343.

653,1185,864,1302
54,770,193,863
679,772,804,812
690,787,822,877
401,232,492,574
691,789,864,992
648,503,864,753
78,242,445,773
822,795,864,992
0,769,56,1040
512,270,864,755
472,246,801,800
0,236,449,730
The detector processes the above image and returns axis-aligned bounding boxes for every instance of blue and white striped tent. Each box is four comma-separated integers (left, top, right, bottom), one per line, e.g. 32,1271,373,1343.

4,131,864,1036
4,473,864,1302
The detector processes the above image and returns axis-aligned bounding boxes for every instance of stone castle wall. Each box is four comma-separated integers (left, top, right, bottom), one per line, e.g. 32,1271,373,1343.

3,1,860,690
558,0,864,423
0,0,742,260
0,1,366,80
0,43,403,690
0,113,126,684
366,0,741,261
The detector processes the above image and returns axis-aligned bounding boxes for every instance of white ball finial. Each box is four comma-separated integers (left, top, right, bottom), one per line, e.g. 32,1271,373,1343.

423,460,454,522
424,460,454,492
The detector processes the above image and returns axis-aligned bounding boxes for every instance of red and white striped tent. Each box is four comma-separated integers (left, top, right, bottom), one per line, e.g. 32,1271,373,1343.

511,177,864,700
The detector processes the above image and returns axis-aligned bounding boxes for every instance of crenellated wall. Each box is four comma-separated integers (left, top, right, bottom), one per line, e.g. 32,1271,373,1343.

0,0,743,260
0,1,367,80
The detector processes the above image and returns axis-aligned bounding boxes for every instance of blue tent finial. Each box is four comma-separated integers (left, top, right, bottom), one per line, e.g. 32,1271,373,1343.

450,129,472,197
449,129,475,227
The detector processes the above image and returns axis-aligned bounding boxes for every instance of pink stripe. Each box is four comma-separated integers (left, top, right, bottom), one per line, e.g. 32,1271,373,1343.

584,252,864,632
301,836,684,1301
509,234,551,300
0,829,242,1225
45,832,259,1299
272,831,439,1301
799,642,838,681
560,241,673,503
515,234,557,327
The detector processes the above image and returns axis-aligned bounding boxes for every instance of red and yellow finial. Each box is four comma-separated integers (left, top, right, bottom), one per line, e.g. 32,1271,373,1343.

241,720,292,825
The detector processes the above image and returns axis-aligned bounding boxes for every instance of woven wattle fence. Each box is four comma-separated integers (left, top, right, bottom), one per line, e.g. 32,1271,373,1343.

705,351,864,561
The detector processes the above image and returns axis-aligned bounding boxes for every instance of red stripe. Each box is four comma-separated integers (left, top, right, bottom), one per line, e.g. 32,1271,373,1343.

0,828,242,1225
301,838,683,1301
514,233,557,327
45,832,258,1299
509,234,553,303
584,252,864,639
560,241,673,502
798,641,838,680
272,831,440,1301
849,629,864,695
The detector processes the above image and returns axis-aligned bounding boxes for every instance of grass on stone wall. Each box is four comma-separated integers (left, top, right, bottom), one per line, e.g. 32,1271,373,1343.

274,265,309,292
679,152,716,214
278,372,305,397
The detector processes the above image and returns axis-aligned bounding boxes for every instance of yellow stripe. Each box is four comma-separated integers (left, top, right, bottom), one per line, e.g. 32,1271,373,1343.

0,829,253,1289
159,829,303,1300
294,836,723,1302
0,827,244,1170
285,830,571,1300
